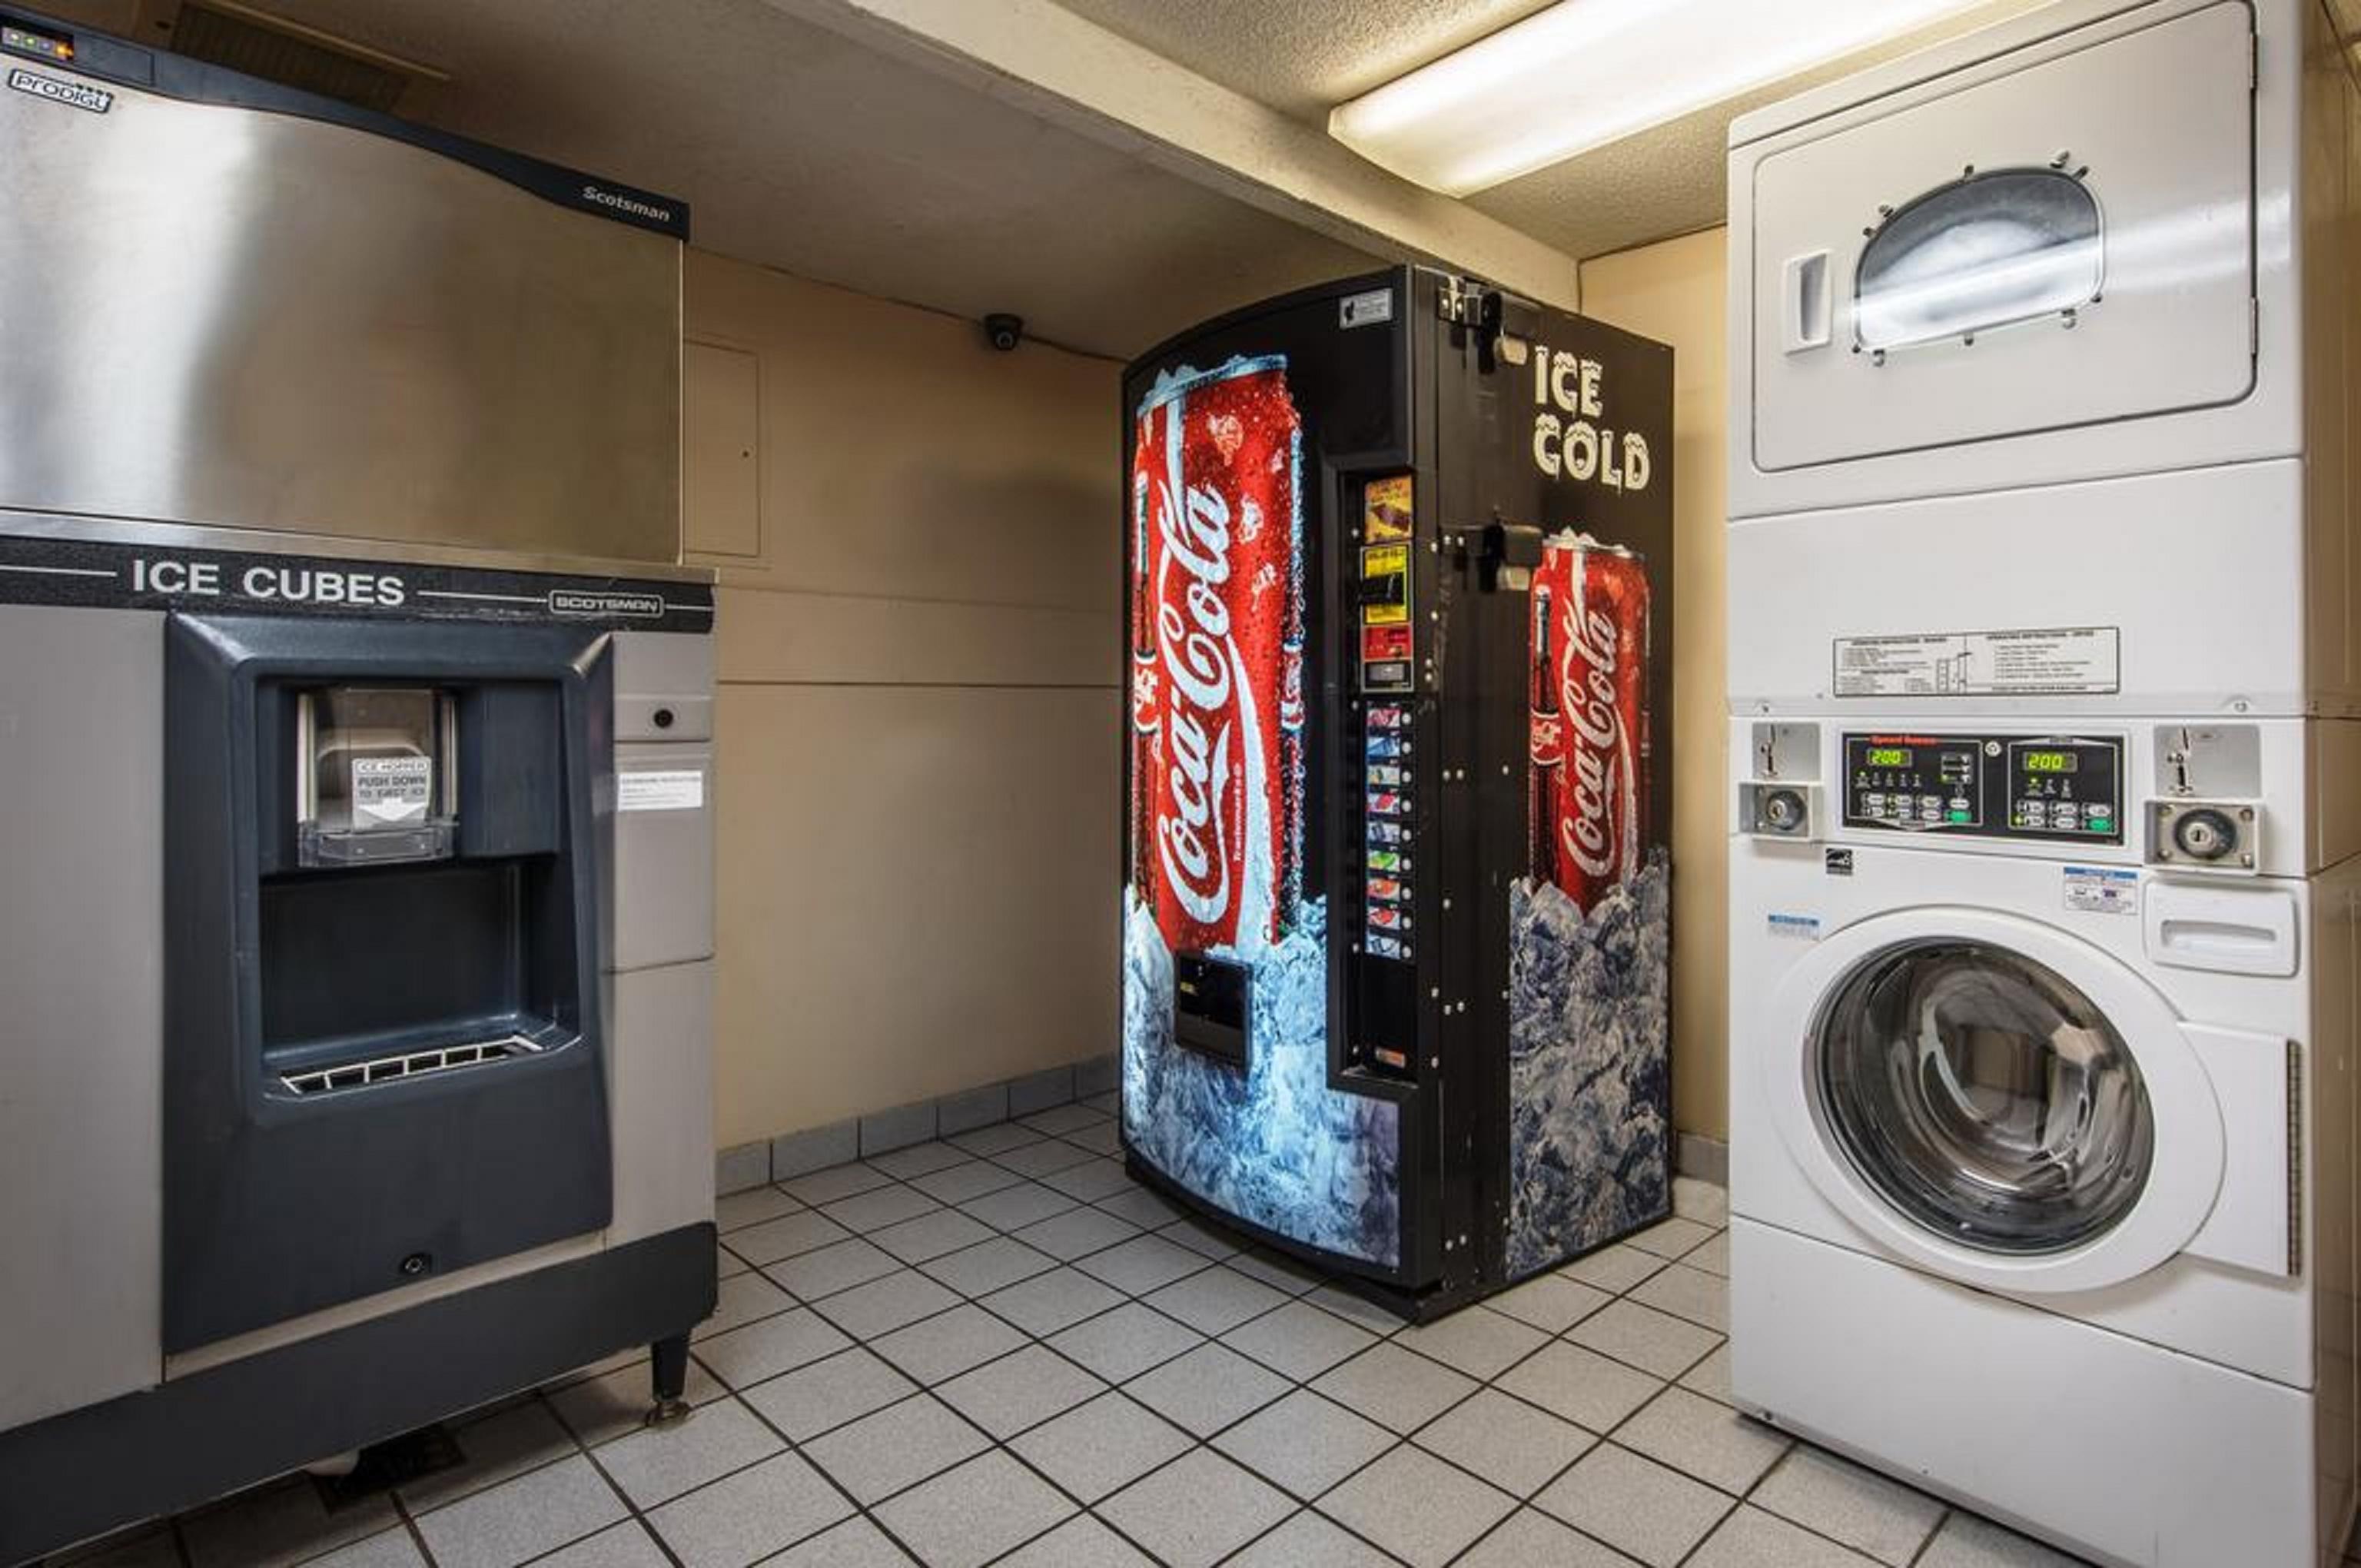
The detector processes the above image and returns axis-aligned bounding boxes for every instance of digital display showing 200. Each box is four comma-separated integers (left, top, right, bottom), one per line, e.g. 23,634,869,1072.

2021,751,2079,774
1865,746,1912,768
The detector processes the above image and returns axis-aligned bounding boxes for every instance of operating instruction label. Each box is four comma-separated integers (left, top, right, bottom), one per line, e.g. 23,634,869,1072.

619,769,706,812
1834,626,2120,698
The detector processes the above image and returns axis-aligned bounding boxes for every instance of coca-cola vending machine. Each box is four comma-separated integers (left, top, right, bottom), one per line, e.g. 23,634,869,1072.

1121,267,1675,1316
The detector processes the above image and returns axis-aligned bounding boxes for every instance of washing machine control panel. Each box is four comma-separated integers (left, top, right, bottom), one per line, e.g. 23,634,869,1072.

1841,733,2122,844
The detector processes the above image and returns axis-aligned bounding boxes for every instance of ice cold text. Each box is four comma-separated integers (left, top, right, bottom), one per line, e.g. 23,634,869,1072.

1529,347,1652,493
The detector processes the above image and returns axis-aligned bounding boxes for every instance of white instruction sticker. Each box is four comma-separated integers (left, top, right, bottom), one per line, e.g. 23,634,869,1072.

1340,287,1394,329
619,769,705,812
2064,865,2140,916
1834,627,2120,698
1767,913,1822,941
351,754,431,826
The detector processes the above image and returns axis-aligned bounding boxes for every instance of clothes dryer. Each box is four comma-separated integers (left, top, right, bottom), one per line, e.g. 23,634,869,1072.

1724,0,2361,719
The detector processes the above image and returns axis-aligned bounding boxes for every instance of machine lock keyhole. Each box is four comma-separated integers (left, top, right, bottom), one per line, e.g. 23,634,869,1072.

399,1251,433,1278
2172,809,2238,862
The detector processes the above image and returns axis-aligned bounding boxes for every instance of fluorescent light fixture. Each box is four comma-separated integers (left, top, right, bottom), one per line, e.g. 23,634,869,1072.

1330,0,1987,195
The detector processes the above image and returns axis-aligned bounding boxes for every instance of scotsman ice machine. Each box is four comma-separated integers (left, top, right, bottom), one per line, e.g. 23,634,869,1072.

1121,268,1676,1317
0,11,716,1560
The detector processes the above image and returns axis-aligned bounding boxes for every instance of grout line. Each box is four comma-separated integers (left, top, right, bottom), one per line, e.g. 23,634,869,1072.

1907,1508,1958,1567
149,1123,2007,1568
501,1149,1705,1568
384,1485,436,1568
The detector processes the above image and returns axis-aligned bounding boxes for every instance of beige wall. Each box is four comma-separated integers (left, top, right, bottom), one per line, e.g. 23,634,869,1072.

1579,229,1732,1142
687,235,1738,1151
682,250,1122,1149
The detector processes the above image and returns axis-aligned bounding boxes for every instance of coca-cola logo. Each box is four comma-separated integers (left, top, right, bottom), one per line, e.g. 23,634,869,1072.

1560,603,1628,879
1156,479,1242,928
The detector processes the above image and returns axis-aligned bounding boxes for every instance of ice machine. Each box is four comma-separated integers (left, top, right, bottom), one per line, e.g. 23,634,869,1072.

0,9,716,1560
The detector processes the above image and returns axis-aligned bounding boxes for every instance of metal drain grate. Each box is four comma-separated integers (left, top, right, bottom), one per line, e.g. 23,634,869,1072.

280,1036,542,1097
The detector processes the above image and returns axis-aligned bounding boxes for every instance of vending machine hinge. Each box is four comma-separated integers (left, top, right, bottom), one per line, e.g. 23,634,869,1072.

1436,275,1475,324
1436,277,1539,357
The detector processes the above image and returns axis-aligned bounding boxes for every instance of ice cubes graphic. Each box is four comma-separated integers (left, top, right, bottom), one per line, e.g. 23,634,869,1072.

1505,850,1673,1278
1121,853,1665,1282
1121,892,1402,1267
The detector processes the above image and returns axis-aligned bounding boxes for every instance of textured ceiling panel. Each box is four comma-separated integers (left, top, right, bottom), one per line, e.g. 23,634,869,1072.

1058,0,2057,260
1051,0,1559,123
37,0,1378,358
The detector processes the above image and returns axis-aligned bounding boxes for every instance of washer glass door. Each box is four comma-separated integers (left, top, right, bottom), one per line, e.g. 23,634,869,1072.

1815,940,2153,1254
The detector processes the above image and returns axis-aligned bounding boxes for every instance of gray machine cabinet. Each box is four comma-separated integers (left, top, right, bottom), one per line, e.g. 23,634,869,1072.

162,615,616,1352
0,607,163,1433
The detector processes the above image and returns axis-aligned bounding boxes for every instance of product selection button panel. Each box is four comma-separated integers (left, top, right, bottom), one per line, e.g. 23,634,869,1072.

1841,733,2122,844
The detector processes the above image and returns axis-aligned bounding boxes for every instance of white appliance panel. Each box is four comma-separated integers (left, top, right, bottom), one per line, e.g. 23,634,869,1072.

1725,463,2306,719
1748,0,2253,475
1733,1219,2317,1568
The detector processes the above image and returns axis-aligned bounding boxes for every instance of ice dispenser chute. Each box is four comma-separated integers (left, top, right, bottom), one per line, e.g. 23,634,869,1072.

295,686,458,866
162,613,614,1352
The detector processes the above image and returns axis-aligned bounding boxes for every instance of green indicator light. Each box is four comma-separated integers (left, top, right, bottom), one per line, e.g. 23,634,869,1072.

2091,817,2113,832
1948,811,1970,822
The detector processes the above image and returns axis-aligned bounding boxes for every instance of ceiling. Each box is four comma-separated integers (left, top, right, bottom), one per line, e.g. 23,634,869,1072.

1050,0,1562,125
38,0,2072,353
38,0,1378,360
1057,0,2057,261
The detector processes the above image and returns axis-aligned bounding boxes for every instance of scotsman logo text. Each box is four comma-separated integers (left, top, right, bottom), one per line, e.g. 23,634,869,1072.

579,184,674,224
548,589,664,618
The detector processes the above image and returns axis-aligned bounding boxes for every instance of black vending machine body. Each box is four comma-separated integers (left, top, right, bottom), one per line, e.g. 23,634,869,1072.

1119,267,1675,1316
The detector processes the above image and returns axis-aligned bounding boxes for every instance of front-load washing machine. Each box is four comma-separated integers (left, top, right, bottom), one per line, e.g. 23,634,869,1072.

1725,0,2361,719
1729,716,2358,1566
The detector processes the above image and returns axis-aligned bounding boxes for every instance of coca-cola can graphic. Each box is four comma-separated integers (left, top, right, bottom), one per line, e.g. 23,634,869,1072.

1528,534,1650,911
1130,355,1305,953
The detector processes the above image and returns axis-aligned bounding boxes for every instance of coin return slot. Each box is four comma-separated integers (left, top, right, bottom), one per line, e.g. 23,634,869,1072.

279,1035,543,1097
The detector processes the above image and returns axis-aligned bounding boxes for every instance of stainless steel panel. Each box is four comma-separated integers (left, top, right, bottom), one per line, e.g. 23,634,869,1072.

608,961,718,1245
613,741,716,972
0,606,163,1430
613,630,716,740
612,633,716,973
1,75,681,562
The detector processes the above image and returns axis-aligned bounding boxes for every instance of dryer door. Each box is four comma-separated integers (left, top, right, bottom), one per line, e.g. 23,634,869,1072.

1745,0,2254,473
1762,907,2226,1294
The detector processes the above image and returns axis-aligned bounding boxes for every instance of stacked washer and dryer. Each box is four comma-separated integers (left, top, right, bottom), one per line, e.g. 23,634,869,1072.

1725,0,2361,1563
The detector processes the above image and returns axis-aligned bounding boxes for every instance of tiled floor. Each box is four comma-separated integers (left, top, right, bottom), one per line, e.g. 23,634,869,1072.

51,1095,2109,1568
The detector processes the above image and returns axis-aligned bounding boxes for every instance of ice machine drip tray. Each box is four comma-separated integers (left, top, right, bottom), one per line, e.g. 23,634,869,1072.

257,855,570,1090
277,1035,544,1097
